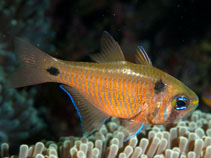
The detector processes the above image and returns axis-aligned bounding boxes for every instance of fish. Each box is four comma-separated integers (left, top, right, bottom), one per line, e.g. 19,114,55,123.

8,31,199,141
202,87,211,107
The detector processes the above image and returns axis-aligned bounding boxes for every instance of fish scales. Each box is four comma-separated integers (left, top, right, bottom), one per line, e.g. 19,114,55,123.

133,75,140,112
109,71,120,116
107,72,115,114
99,72,108,112
56,62,157,118
149,70,160,120
147,69,156,120
123,77,131,117
119,72,128,117
114,72,123,117
90,71,97,105
94,71,102,109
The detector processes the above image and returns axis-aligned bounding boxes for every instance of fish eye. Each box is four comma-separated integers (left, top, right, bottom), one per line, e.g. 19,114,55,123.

172,95,189,110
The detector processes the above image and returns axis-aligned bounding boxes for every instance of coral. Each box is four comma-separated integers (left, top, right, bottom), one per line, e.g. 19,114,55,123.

0,0,54,147
0,0,55,51
0,60,45,145
2,110,211,158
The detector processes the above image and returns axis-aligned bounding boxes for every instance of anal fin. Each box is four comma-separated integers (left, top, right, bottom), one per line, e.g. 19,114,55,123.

60,85,110,136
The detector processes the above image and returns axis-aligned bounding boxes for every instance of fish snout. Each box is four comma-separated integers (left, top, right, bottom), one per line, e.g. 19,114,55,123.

189,96,199,110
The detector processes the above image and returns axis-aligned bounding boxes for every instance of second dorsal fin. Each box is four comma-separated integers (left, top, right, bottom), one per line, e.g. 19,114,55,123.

90,31,126,62
135,46,152,66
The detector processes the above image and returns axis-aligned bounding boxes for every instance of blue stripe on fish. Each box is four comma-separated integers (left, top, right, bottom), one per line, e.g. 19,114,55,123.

123,123,145,142
59,84,85,133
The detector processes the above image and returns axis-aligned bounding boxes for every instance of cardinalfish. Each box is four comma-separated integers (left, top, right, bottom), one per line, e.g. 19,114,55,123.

8,31,199,141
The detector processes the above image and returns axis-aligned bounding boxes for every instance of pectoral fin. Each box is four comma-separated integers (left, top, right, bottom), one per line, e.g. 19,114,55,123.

60,85,110,136
121,119,145,142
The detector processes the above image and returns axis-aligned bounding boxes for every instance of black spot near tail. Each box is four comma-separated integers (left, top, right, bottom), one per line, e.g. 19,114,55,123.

154,79,166,94
46,67,60,76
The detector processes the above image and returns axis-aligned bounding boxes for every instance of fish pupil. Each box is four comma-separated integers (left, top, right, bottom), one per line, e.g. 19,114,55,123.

176,100,186,107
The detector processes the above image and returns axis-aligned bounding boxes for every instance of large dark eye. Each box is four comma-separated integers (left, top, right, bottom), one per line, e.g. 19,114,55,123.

172,96,189,110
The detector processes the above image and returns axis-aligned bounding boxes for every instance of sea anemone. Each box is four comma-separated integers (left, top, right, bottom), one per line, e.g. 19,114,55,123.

1,110,211,158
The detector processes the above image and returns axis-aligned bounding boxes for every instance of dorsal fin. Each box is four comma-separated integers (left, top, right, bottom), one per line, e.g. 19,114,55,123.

90,31,126,62
60,85,110,136
135,46,152,66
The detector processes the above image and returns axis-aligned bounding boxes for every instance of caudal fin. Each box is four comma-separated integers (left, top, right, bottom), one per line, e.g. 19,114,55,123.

8,38,57,88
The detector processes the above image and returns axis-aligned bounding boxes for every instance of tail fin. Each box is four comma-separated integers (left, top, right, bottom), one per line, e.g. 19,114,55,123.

8,38,57,88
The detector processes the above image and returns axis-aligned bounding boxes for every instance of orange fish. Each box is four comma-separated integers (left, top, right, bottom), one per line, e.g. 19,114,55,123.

8,31,199,141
